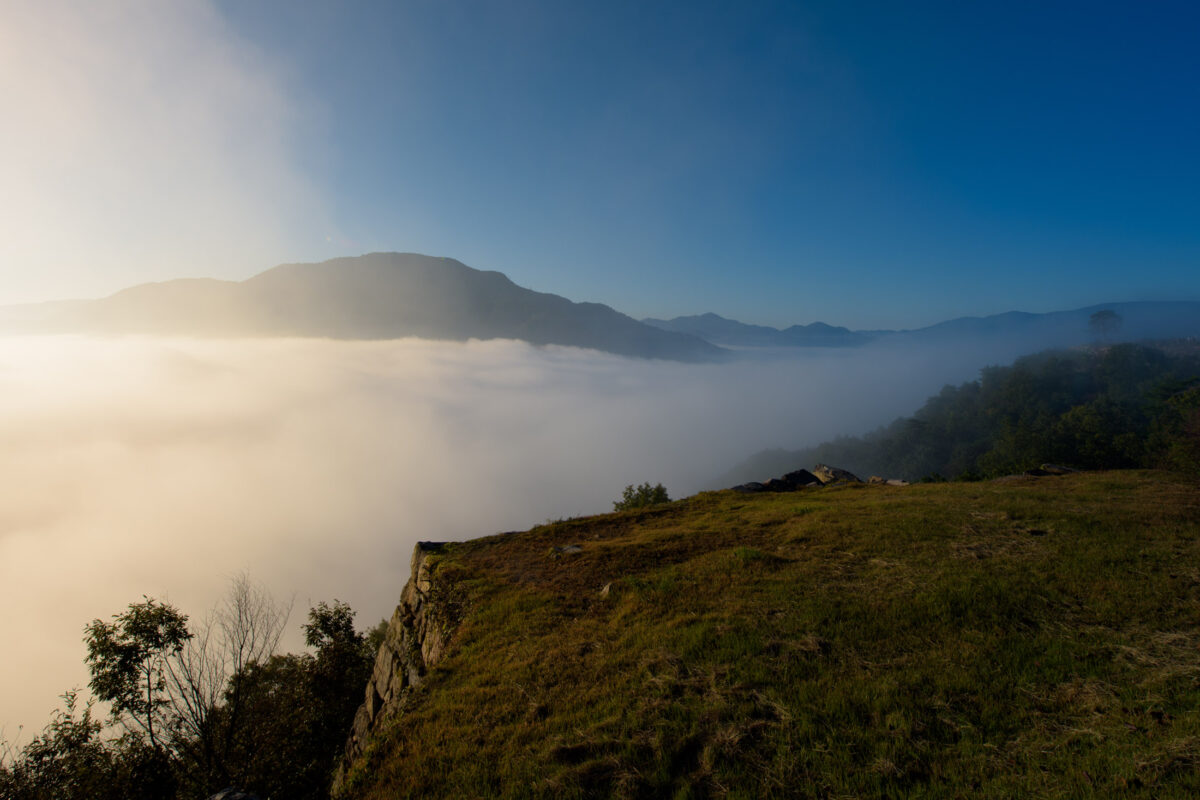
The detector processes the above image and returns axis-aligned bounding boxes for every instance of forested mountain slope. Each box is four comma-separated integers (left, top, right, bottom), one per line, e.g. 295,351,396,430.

719,341,1200,485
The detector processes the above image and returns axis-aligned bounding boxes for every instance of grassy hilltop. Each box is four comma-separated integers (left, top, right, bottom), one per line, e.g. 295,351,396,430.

341,470,1200,799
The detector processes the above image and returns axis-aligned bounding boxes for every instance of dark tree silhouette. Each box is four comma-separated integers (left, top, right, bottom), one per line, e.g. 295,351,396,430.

84,598,191,751
1089,309,1122,341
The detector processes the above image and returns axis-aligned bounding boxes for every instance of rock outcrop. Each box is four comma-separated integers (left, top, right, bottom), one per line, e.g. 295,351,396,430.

334,541,460,792
730,465,908,493
731,469,821,493
777,469,824,489
1026,463,1079,476
813,464,862,484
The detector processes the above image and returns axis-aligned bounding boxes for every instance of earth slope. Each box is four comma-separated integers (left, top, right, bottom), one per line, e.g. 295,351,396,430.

339,470,1200,799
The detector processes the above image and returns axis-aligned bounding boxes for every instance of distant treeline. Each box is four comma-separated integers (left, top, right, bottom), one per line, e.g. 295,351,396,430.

727,342,1200,483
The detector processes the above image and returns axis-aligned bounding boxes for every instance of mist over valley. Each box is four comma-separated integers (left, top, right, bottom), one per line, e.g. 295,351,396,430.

4,253,1199,751
0,312,1105,734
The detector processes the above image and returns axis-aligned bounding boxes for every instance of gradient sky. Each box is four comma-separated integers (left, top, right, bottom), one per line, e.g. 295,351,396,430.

3,1,1198,329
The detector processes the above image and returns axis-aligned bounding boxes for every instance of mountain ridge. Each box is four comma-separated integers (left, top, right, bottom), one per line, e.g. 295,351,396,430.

642,312,870,347
4,252,1198,359
644,301,1200,349
0,253,725,362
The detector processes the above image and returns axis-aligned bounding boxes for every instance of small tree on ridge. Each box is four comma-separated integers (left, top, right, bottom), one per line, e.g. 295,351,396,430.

613,482,671,511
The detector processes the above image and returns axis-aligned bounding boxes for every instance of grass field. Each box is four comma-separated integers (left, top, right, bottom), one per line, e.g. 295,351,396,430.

340,471,1200,799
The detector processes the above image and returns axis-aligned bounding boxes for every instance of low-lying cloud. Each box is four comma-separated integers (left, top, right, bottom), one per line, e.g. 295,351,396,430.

0,334,1006,734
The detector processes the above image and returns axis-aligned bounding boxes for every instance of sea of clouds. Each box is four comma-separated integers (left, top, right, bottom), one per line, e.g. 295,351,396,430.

0,334,1018,736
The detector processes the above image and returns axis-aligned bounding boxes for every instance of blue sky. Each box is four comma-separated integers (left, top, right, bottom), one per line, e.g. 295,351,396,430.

4,1,1198,328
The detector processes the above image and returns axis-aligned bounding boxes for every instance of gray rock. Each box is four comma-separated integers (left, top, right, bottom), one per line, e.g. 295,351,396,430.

781,469,822,488
335,542,457,792
813,464,862,484
1040,463,1079,475
732,469,820,493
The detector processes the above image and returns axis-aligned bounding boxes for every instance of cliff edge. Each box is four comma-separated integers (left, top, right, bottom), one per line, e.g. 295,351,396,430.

334,541,461,793
334,472,1200,798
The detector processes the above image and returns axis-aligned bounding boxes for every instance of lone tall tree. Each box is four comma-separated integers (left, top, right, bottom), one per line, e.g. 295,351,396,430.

1089,309,1122,341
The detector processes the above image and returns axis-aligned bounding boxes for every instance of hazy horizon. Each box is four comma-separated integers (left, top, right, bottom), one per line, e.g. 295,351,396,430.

0,251,1191,336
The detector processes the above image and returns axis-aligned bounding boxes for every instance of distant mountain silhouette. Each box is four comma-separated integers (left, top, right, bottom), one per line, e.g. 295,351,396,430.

642,313,870,347
0,253,726,362
5,255,1197,360
645,302,1200,350
888,302,1200,350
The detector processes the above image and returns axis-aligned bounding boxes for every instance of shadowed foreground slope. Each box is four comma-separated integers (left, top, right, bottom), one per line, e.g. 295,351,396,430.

339,470,1200,799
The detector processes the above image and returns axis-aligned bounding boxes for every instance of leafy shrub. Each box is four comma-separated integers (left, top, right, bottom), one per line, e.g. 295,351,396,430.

613,482,670,511
0,691,173,800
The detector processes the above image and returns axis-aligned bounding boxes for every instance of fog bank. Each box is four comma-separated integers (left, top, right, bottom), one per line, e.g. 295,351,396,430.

1,335,1007,734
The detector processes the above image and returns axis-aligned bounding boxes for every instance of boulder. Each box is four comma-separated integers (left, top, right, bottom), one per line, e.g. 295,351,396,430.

885,479,910,487
813,464,862,484
868,475,886,485
730,469,819,494
781,469,822,488
1040,463,1079,475
207,791,261,800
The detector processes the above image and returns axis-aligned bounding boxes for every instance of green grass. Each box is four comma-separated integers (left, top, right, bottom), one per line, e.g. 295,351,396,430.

340,471,1200,799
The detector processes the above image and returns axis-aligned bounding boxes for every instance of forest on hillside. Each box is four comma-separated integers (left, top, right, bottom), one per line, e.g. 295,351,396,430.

725,341,1200,483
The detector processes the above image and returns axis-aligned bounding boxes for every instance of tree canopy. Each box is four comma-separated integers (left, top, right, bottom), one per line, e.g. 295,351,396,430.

732,342,1200,482
5,584,381,800
84,598,191,751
